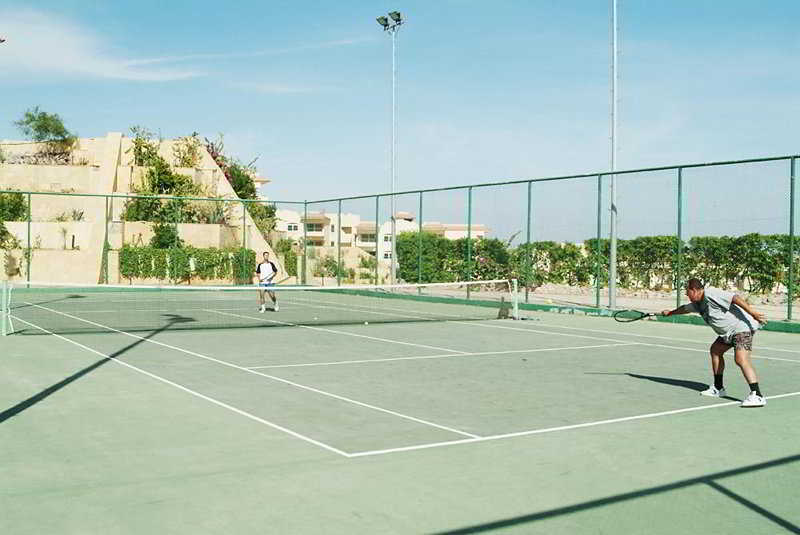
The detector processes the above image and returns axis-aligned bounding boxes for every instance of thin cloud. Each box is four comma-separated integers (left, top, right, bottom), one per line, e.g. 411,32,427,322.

126,38,372,66
231,81,337,94
0,8,202,81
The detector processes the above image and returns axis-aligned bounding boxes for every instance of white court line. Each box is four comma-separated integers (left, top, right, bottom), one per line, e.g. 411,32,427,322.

266,296,800,366
245,343,639,369
288,293,800,359
348,391,800,458
208,309,467,355
528,320,800,355
10,315,350,457
23,303,478,439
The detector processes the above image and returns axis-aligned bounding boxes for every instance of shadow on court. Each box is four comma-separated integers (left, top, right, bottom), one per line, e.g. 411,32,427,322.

433,454,800,534
586,372,741,401
0,314,195,424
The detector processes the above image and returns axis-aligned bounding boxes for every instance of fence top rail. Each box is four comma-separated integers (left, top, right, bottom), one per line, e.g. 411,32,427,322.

2,154,797,206
0,190,304,204
306,153,800,204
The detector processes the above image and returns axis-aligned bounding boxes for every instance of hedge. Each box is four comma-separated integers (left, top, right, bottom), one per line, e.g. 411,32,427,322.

120,245,256,284
396,232,800,294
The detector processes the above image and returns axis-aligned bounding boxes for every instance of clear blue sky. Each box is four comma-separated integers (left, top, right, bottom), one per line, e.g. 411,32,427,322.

1,1,798,241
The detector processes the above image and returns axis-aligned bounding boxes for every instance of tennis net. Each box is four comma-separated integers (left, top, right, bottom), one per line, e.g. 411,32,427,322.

2,279,518,335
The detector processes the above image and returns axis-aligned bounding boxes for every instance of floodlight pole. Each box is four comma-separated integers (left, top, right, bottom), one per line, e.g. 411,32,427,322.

378,12,404,285
608,0,619,309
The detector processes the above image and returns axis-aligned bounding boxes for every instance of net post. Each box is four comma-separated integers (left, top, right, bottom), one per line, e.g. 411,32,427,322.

466,186,472,300
337,199,342,286
512,278,519,320
789,157,796,321
676,167,683,309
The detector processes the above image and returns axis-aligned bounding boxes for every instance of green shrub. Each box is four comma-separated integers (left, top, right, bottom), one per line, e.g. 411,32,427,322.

0,191,28,221
150,223,183,249
275,239,297,276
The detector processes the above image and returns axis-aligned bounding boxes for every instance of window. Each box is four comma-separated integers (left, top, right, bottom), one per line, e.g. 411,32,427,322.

383,235,392,242
306,223,323,232
383,252,392,259
287,223,298,231
359,234,376,242
330,241,334,247
331,225,335,232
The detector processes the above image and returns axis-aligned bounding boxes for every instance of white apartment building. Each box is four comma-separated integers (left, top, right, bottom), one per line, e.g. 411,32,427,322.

273,208,487,275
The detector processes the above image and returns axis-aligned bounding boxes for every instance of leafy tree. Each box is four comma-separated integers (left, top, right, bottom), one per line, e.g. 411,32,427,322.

14,106,76,144
227,161,258,199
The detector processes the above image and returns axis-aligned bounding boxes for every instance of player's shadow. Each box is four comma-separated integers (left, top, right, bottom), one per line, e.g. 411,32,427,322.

586,372,740,401
0,314,196,424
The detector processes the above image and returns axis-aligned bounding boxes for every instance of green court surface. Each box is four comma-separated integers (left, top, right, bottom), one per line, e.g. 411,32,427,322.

2,297,799,534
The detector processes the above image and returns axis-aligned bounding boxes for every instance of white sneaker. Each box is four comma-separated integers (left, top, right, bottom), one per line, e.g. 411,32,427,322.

700,385,726,398
741,391,766,408
259,305,266,313
273,304,279,312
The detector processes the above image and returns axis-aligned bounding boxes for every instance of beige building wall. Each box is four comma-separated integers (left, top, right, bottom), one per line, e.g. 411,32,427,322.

1,132,286,284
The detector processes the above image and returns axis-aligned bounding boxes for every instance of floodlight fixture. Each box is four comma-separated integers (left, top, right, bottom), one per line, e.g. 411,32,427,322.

389,11,402,23
376,16,389,29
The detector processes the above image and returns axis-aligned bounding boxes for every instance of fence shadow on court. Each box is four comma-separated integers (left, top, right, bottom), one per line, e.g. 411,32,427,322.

0,314,195,424
433,454,800,534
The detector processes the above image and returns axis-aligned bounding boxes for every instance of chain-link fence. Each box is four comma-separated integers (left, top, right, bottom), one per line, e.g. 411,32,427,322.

1,155,797,321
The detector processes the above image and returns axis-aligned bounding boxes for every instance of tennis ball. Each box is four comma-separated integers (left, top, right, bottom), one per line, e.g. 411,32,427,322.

364,321,369,325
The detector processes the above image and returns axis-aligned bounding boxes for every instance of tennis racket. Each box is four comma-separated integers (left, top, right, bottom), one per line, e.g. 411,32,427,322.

613,309,657,323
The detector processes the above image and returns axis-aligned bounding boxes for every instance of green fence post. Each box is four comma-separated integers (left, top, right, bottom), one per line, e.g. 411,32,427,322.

467,187,473,299
104,195,110,284
596,175,602,308
375,196,380,285
418,191,423,285
676,167,683,309
526,181,532,304
302,201,308,285
789,157,796,321
337,199,342,286
26,192,31,283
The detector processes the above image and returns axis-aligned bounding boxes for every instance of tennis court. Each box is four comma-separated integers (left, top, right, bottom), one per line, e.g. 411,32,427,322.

2,282,799,534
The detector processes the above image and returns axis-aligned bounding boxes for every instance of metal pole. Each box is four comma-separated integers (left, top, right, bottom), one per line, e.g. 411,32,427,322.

789,157,796,321
302,201,308,285
337,199,342,286
525,181,532,303
418,191,423,284
241,201,246,250
596,175,602,308
608,0,619,309
390,25,398,285
26,192,31,283
375,196,380,284
676,168,683,309
467,187,472,299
